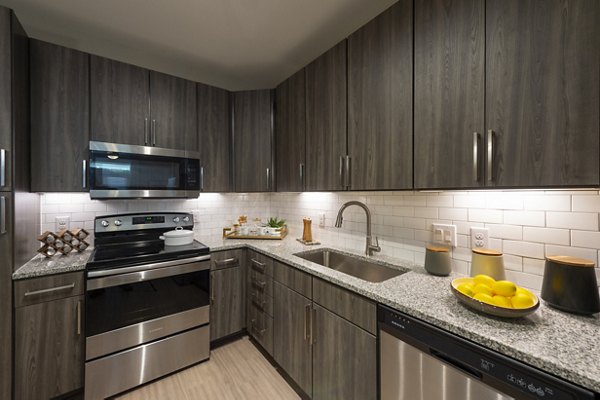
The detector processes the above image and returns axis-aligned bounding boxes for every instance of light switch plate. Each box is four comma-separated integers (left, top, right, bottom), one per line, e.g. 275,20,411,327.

432,223,457,247
319,213,326,227
470,227,489,249
55,216,70,231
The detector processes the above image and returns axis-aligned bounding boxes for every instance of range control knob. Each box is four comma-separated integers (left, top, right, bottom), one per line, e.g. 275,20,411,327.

114,219,123,226
182,216,190,223
101,220,109,227
173,217,180,223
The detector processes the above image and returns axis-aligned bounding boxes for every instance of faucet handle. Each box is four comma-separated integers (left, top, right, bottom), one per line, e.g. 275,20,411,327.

374,236,381,251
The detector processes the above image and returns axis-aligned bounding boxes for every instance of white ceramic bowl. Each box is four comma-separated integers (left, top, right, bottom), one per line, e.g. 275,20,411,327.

159,227,194,246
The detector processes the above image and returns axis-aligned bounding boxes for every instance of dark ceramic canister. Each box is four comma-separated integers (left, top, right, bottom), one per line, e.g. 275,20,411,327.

541,256,600,315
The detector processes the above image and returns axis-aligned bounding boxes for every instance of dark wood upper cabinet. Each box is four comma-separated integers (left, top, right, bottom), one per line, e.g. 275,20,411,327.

197,83,231,192
0,8,10,193
414,0,485,189
486,0,600,187
149,71,197,150
305,41,347,191
275,69,306,192
30,40,90,192
348,0,413,190
233,90,273,192
90,55,150,146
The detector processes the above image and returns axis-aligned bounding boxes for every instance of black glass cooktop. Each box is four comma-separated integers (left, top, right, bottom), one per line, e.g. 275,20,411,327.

86,239,210,271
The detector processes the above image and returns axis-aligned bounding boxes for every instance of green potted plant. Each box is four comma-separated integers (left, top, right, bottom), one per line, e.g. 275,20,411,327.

266,217,286,236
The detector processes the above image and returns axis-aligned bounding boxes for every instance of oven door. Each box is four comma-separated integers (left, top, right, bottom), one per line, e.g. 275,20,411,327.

85,258,210,361
89,141,200,199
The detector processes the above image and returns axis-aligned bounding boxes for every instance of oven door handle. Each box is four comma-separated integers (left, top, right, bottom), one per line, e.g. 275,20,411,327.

87,258,211,291
87,255,211,278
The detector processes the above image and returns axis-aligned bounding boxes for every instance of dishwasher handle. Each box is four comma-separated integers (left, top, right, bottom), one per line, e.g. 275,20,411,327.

429,348,482,380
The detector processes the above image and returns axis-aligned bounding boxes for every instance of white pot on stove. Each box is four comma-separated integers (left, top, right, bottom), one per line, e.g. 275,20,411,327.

159,227,194,246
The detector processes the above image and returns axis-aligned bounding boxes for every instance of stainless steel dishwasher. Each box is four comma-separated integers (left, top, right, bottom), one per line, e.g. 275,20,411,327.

378,305,597,400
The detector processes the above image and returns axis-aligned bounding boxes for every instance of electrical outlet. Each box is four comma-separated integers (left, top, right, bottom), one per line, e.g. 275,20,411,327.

55,216,70,231
470,227,489,249
319,213,326,227
432,223,457,247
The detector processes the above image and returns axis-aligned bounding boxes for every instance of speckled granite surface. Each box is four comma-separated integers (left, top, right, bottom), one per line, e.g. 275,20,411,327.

13,233,600,393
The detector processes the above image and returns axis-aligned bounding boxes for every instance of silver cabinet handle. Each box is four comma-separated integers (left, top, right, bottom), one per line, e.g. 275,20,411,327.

200,166,204,191
82,159,87,189
472,132,480,182
266,168,271,191
250,318,266,336
311,306,316,344
0,196,5,235
24,283,75,297
339,156,344,188
251,275,267,290
210,272,215,304
304,304,310,342
0,148,5,188
299,163,305,188
251,258,266,273
344,155,351,189
144,118,149,145
250,291,267,309
214,257,238,268
152,119,157,146
76,300,82,336
487,129,494,182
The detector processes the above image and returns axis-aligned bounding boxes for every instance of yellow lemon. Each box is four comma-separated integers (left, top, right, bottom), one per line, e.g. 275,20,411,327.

492,295,512,308
473,274,496,288
515,287,532,297
473,293,495,305
472,283,493,297
492,280,517,297
511,293,535,309
456,283,474,297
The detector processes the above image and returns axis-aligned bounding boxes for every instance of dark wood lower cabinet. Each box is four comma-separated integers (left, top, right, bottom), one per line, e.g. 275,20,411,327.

15,295,84,400
210,266,245,341
273,282,312,397
312,304,376,400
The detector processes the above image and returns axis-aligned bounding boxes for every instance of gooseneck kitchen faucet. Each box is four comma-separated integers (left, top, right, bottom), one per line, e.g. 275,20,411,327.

335,201,381,256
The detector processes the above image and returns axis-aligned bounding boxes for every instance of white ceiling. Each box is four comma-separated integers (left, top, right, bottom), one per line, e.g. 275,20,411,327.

0,0,397,90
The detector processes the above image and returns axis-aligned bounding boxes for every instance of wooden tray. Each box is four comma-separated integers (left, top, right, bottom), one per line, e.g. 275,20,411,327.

223,227,288,240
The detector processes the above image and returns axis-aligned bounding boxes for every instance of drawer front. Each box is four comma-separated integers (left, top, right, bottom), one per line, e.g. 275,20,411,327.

248,288,273,317
211,249,245,271
248,268,273,297
273,260,312,298
247,301,273,355
313,278,377,334
15,272,84,307
247,251,273,277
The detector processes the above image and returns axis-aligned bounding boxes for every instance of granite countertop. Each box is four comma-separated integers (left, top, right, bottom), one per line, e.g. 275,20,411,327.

13,233,600,393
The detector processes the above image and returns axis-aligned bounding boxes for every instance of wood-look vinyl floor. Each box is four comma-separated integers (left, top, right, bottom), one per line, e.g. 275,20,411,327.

115,336,300,400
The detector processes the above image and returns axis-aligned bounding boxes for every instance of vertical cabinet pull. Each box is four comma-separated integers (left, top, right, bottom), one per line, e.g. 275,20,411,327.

82,160,87,189
311,306,316,344
0,148,5,187
266,167,271,191
0,196,5,235
487,129,494,183
200,166,204,191
344,155,351,189
472,132,480,183
304,304,310,342
210,272,215,304
339,156,344,188
299,163,305,188
152,120,157,146
144,118,149,145
76,300,82,336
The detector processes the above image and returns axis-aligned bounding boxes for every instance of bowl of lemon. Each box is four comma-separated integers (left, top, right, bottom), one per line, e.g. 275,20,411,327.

451,274,539,318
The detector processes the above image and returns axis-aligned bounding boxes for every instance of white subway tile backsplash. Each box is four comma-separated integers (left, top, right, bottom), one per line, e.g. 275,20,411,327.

468,209,503,223
439,208,467,221
571,230,600,249
523,227,570,245
503,240,545,259
572,195,600,212
485,224,523,240
547,212,599,231
503,211,545,227
524,195,571,211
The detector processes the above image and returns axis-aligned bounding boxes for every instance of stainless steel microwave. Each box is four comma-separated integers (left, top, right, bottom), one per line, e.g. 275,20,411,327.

89,141,201,199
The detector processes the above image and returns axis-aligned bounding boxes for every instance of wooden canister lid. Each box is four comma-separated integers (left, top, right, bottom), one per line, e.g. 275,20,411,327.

546,255,595,268
426,244,449,253
472,248,502,256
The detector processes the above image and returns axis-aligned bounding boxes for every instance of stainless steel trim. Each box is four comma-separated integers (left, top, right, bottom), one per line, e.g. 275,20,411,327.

200,166,204,191
86,306,209,360
77,300,82,336
152,119,157,146
339,155,344,188
0,196,5,235
88,254,210,278
90,189,200,199
144,118,149,145
24,283,75,297
89,140,200,160
85,325,209,400
250,258,266,273
472,132,480,182
82,159,87,189
345,155,351,189
214,257,237,268
487,129,494,182
0,148,6,187
266,167,271,191
87,257,211,290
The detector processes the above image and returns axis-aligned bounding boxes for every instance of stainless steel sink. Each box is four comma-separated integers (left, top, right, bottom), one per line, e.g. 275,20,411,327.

294,249,406,283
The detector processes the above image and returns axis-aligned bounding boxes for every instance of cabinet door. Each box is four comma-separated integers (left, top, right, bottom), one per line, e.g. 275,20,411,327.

198,83,231,192
30,40,90,192
0,7,11,192
414,0,485,189
273,282,312,397
275,69,306,192
15,295,84,400
90,55,150,146
312,304,376,400
348,0,413,190
486,0,599,187
150,71,197,150
0,194,12,400
305,41,347,191
233,90,273,192
210,266,245,341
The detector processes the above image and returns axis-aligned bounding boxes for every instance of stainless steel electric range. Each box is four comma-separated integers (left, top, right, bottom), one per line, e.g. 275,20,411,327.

84,212,211,400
